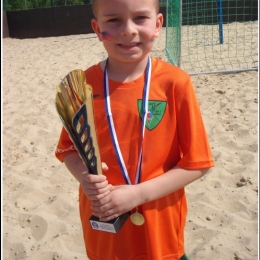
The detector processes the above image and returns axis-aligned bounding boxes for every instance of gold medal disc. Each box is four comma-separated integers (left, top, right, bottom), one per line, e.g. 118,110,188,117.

130,212,145,226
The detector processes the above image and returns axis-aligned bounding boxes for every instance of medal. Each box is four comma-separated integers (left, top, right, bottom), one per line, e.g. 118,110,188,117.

130,207,145,226
104,57,151,225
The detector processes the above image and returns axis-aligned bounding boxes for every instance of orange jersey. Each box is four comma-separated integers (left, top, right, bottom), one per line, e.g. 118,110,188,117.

55,57,214,260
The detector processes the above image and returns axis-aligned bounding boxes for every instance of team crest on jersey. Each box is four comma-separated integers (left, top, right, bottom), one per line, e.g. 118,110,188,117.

137,100,167,130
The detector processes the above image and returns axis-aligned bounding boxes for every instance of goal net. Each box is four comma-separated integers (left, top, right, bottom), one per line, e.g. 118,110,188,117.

165,0,258,75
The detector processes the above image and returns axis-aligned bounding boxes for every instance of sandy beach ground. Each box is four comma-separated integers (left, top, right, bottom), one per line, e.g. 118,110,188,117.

2,27,258,260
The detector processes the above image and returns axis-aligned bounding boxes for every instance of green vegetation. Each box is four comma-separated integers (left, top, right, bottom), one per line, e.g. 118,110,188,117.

5,0,92,11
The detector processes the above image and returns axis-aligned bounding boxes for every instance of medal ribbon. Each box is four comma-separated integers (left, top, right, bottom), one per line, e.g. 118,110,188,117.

104,57,151,185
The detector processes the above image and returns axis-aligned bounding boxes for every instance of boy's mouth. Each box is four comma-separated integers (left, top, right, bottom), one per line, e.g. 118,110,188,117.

120,43,138,47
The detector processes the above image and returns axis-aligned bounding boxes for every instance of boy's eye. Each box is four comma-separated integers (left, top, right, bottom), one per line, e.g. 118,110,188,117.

136,16,147,20
107,18,119,23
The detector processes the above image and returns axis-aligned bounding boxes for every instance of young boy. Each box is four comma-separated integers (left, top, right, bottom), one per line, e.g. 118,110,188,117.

55,0,215,259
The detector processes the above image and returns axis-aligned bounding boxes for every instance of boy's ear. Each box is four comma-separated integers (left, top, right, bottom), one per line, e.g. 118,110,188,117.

154,13,163,38
91,18,103,41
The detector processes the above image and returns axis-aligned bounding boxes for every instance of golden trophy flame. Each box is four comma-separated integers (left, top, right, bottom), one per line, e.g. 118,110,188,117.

55,69,102,175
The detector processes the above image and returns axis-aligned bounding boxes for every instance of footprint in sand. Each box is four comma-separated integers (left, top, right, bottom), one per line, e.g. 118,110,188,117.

19,214,48,241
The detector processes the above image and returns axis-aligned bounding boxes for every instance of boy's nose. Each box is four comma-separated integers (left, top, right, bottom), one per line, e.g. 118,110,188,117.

120,20,137,36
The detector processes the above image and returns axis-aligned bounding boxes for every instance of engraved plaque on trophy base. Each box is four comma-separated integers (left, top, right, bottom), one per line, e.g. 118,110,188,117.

89,212,130,233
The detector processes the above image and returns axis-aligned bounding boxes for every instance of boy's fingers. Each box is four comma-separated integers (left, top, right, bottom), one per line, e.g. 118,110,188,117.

82,173,106,182
101,162,108,171
91,189,111,201
108,184,113,191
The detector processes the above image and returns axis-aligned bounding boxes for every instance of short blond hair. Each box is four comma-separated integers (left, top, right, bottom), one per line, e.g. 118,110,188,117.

92,0,160,18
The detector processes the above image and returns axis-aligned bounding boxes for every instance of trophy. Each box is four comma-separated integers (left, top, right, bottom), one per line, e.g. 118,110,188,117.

55,70,129,233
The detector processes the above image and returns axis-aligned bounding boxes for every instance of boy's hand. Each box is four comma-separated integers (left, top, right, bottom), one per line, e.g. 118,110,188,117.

80,163,112,201
91,184,140,222
80,162,141,221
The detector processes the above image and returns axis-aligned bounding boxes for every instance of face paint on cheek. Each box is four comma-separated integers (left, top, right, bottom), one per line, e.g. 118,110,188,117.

150,34,156,42
101,31,113,41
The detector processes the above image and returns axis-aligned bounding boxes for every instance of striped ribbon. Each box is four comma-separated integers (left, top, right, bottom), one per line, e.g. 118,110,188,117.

104,57,151,185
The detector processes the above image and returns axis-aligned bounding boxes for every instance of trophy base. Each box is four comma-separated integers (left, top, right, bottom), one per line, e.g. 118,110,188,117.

89,212,130,233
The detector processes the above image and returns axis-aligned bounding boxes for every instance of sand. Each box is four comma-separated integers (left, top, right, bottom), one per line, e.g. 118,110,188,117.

2,27,258,260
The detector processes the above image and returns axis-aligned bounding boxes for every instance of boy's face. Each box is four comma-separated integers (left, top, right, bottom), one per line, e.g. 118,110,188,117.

91,0,163,63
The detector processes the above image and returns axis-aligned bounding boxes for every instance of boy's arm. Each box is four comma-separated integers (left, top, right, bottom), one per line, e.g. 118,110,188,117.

92,166,210,221
136,166,209,204
63,152,88,182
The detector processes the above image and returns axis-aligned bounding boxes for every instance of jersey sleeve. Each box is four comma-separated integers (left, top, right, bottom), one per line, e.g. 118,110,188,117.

175,76,215,170
55,127,77,162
